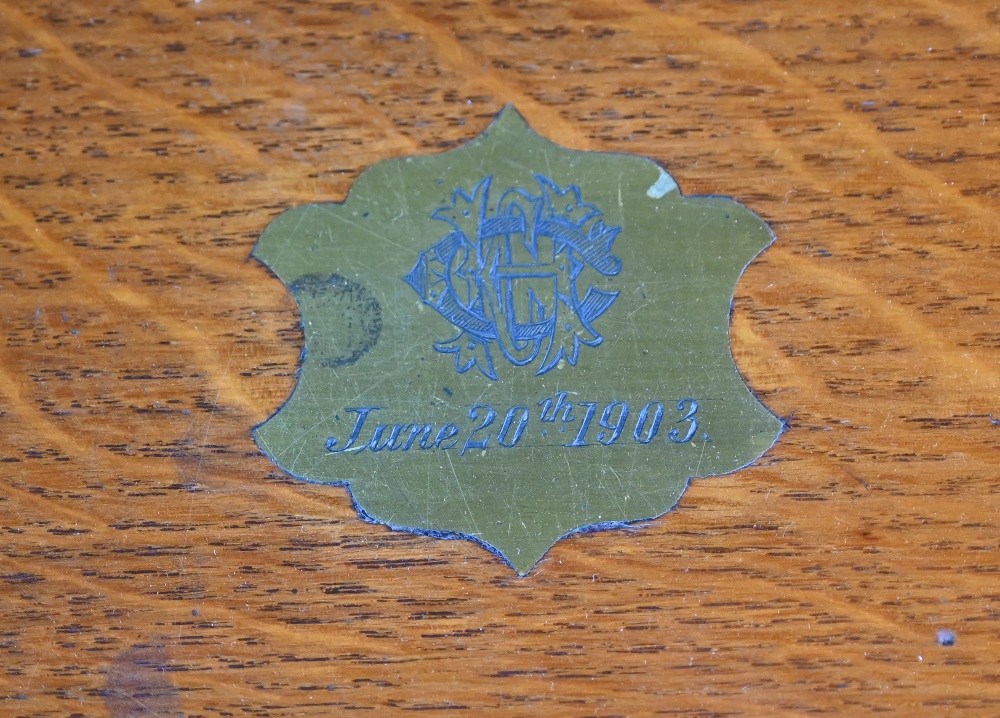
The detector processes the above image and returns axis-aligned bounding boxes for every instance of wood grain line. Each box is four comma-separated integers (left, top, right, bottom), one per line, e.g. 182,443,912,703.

917,0,995,42
384,3,595,151
0,190,261,416
758,249,1000,392
607,2,1000,234
0,2,263,166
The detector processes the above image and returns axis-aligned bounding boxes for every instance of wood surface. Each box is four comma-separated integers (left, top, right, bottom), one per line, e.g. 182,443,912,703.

1,0,998,715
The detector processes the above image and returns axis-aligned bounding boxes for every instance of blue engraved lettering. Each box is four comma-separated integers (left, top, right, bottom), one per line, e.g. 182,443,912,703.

566,402,598,447
461,404,496,455
498,406,529,447
401,424,435,451
326,406,380,453
668,399,699,444
633,401,664,444
538,391,575,423
367,424,411,452
403,175,622,380
596,401,629,445
323,397,701,455
435,423,461,450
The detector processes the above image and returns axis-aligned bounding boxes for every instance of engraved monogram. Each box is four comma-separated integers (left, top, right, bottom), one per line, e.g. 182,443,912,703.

403,175,622,379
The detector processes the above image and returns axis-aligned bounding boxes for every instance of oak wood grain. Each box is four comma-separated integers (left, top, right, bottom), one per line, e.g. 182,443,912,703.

1,0,999,715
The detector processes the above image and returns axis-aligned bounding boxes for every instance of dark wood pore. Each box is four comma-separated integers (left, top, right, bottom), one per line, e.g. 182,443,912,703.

1,1,998,715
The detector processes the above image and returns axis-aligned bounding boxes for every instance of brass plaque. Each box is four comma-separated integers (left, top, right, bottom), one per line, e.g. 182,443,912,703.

252,106,783,574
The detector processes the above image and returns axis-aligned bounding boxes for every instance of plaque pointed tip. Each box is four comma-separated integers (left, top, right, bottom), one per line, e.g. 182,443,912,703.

498,102,521,117
484,533,555,577
489,103,531,134
509,555,542,577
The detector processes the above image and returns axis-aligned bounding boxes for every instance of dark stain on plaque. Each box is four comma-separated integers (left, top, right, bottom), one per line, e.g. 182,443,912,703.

290,273,383,368
104,643,181,718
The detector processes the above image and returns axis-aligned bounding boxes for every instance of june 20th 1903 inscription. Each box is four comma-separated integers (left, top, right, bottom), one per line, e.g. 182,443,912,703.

251,105,783,574
325,396,701,456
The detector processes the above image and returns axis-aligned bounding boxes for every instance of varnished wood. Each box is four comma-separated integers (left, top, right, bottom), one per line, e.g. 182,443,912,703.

2,1,998,715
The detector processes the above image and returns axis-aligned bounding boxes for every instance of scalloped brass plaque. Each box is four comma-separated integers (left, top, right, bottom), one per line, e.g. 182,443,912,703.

252,106,783,574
